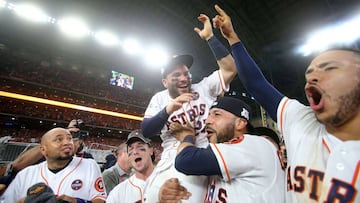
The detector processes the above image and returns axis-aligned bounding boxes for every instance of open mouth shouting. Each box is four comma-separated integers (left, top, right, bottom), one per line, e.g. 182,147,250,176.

305,85,324,111
205,126,216,138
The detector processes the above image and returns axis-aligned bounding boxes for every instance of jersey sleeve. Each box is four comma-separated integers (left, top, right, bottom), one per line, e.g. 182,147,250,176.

2,168,26,203
277,97,320,158
143,92,164,118
87,159,107,201
197,70,229,99
106,184,122,203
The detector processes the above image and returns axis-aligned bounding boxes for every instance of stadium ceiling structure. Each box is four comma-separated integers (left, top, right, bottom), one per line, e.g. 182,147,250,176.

0,0,360,104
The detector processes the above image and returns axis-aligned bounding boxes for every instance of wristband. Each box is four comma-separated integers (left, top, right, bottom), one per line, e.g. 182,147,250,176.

181,135,195,144
207,36,230,60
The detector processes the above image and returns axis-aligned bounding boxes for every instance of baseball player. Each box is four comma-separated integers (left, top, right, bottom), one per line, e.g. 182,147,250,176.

169,97,285,203
106,130,156,203
141,14,236,203
213,5,360,202
1,128,106,203
141,14,237,202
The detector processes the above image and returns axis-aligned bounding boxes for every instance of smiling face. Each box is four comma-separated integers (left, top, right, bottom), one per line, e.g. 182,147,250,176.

162,64,192,99
127,141,153,174
304,50,360,127
40,128,74,161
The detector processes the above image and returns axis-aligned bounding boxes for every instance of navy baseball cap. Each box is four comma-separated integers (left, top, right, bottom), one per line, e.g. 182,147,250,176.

126,129,151,145
161,54,193,78
24,182,57,203
210,97,255,133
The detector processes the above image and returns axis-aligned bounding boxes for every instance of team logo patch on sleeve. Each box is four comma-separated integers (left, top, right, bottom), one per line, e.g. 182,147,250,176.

94,177,104,192
71,179,83,190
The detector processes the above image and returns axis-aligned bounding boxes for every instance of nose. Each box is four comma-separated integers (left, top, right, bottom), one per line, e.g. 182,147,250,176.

205,115,214,125
305,70,320,85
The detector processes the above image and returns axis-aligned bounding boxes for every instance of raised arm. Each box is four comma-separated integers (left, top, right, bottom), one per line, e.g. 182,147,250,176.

212,5,284,121
195,14,237,87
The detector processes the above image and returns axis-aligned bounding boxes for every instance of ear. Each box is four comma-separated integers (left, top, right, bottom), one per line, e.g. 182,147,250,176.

235,118,247,131
162,78,169,88
40,145,46,156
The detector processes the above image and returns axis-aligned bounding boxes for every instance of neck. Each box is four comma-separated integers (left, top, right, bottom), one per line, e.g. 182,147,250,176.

326,113,360,141
47,158,71,170
118,162,131,174
135,164,154,181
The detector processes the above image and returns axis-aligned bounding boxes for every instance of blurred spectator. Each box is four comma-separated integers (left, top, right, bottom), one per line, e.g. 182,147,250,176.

102,143,132,195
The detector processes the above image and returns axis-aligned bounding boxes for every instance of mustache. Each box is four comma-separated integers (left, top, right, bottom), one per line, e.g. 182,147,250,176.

205,125,215,132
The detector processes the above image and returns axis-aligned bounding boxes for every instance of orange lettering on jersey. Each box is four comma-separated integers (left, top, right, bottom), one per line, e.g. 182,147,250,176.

286,166,293,191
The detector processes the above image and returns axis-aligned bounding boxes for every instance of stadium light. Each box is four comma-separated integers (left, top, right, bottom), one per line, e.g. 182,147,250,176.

144,46,169,68
58,17,90,38
298,14,360,56
122,38,142,55
94,30,119,46
14,3,49,23
0,0,6,8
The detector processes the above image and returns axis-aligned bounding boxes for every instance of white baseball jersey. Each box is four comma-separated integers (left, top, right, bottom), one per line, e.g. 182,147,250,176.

205,134,285,203
2,157,106,202
144,70,227,170
278,97,360,203
143,70,227,202
106,169,157,203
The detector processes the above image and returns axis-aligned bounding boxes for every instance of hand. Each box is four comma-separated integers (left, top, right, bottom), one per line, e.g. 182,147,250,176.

56,194,76,203
194,14,214,40
212,5,239,44
159,178,191,203
166,93,193,115
169,122,195,141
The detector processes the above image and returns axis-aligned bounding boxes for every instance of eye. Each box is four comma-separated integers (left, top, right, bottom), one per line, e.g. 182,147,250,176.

324,66,337,71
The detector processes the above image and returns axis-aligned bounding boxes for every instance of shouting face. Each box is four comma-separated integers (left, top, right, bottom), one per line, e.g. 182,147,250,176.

305,49,360,127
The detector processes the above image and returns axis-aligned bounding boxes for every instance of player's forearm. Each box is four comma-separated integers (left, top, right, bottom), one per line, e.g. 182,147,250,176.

207,36,237,86
175,146,221,176
231,42,283,121
141,108,169,138
12,146,43,172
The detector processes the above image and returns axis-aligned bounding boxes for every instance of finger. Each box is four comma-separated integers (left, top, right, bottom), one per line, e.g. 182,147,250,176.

197,14,209,22
214,4,227,17
194,27,201,35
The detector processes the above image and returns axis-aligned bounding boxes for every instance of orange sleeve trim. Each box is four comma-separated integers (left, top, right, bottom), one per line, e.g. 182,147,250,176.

217,70,226,93
321,138,331,153
40,164,49,185
279,98,290,133
352,161,360,186
213,144,230,181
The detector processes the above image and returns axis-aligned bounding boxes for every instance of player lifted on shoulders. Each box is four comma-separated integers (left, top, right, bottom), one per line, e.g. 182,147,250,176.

141,13,237,202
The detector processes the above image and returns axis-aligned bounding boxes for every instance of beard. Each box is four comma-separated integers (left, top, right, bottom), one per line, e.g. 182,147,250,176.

55,152,74,161
324,80,360,126
216,120,236,143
